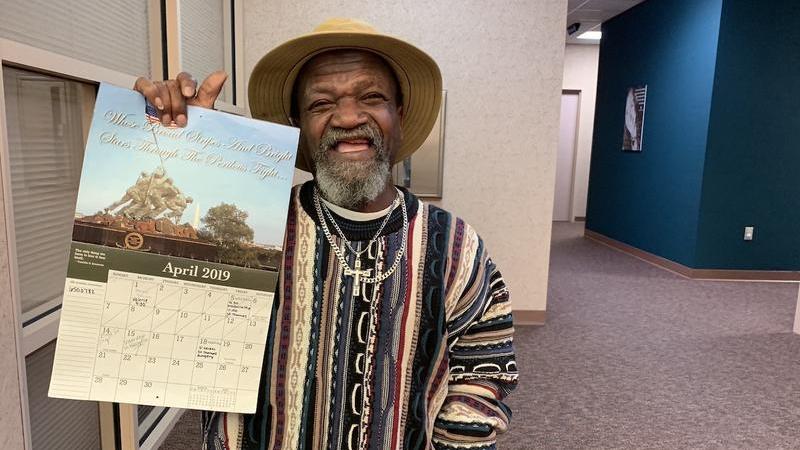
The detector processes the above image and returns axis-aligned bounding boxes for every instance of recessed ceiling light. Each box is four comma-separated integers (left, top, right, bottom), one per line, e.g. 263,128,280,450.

577,31,602,40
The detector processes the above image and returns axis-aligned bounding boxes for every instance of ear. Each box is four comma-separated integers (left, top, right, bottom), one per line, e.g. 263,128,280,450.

397,105,404,140
397,105,405,142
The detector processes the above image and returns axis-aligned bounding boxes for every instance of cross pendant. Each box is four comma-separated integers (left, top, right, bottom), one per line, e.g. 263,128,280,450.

345,257,372,297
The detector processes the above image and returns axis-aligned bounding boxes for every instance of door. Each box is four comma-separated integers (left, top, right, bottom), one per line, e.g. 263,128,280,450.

553,91,580,221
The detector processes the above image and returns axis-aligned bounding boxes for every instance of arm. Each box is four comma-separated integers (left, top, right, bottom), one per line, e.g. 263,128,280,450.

433,235,518,449
202,411,244,450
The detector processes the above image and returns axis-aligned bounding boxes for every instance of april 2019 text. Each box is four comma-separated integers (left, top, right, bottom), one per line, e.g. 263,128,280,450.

162,261,231,281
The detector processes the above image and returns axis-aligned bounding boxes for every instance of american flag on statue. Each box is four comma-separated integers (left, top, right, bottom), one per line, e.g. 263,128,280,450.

145,101,179,128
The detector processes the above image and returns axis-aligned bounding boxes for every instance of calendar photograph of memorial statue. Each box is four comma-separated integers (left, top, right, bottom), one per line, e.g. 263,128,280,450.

48,83,299,413
71,84,298,271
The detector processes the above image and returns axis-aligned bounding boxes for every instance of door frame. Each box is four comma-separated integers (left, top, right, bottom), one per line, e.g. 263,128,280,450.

558,89,582,222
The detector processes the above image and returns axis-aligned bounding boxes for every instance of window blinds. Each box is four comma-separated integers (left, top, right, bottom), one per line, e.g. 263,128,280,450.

0,0,151,77
3,66,93,314
27,342,101,450
180,0,228,102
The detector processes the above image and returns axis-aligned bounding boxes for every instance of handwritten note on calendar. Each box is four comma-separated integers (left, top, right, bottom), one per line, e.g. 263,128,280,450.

48,84,298,412
51,264,273,412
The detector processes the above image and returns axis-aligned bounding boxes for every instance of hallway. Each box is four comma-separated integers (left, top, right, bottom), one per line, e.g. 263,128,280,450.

162,223,800,449
499,222,800,449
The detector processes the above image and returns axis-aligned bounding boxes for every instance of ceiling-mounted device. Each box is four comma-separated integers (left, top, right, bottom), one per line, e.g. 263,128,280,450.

567,22,581,35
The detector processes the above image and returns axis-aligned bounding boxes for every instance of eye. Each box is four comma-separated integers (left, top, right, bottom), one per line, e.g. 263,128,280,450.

362,92,388,103
307,99,333,112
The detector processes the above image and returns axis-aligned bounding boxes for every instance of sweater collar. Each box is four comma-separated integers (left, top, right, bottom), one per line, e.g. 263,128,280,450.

298,181,420,241
319,194,398,222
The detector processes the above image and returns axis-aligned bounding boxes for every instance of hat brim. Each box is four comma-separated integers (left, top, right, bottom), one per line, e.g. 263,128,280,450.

248,31,442,172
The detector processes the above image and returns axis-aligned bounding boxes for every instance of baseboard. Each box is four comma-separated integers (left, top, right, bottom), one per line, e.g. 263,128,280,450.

574,216,586,222
514,310,546,325
584,229,800,282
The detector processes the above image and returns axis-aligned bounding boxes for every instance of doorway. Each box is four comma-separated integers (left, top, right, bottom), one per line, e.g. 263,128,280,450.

553,90,580,222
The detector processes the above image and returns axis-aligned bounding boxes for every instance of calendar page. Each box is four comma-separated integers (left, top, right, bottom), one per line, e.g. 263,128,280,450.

48,84,298,413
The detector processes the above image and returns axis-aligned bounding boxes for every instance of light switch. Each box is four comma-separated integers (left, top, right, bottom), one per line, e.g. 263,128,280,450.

744,226,754,241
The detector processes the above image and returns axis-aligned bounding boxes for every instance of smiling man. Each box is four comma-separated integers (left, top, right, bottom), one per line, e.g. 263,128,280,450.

135,18,517,450
297,50,403,213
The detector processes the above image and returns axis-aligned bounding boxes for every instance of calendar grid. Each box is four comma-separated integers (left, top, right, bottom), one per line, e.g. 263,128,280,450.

113,278,135,400
159,283,182,407
54,270,274,413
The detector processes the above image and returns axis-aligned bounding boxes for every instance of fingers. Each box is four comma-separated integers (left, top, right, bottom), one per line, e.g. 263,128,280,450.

133,70,226,127
190,70,228,108
176,72,197,99
165,79,186,126
155,82,171,116
134,77,172,123
133,77,165,111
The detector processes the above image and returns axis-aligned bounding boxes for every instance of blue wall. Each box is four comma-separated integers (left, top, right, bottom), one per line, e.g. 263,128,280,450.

585,0,723,266
695,0,800,270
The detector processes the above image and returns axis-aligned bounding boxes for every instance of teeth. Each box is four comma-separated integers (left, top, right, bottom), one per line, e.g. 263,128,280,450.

336,141,370,153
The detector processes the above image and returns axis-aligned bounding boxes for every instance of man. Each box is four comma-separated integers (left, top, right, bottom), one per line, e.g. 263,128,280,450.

135,18,517,450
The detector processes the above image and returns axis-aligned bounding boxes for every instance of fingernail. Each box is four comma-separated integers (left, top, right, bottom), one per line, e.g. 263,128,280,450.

176,114,187,127
155,97,164,110
183,86,194,97
162,114,171,125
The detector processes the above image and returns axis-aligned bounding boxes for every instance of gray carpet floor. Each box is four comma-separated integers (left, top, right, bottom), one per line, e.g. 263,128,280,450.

161,222,800,449
497,223,800,449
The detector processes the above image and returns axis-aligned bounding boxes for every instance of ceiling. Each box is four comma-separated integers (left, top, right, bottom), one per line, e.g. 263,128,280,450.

566,0,646,44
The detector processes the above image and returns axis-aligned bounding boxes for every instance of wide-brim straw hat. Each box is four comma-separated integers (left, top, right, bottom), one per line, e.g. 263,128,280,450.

248,18,443,172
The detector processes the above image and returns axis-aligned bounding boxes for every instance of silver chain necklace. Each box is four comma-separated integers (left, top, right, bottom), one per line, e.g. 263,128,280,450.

313,187,409,296
318,188,398,258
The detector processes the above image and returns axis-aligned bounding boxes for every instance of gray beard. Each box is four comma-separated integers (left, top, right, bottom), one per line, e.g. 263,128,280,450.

312,123,391,210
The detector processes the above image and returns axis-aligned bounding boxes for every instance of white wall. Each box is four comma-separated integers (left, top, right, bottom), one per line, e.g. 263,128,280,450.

794,285,800,334
0,170,24,448
562,44,600,219
245,0,567,313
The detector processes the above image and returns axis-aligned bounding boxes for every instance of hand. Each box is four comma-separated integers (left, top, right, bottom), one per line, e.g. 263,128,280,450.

133,71,228,127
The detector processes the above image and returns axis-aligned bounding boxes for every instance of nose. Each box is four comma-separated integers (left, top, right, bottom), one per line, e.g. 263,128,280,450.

329,98,367,129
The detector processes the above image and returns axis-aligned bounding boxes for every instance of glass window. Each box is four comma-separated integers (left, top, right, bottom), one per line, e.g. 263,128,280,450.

3,65,95,316
0,0,152,77
180,0,229,102
26,341,101,450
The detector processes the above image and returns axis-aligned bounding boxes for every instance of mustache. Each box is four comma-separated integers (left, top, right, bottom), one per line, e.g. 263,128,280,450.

318,123,384,152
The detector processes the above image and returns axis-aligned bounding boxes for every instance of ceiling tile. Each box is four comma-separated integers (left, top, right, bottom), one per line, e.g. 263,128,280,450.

566,0,646,28
567,0,587,11
588,0,641,10
568,11,609,22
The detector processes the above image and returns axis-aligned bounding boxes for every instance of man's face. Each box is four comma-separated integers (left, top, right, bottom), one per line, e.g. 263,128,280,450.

295,50,404,208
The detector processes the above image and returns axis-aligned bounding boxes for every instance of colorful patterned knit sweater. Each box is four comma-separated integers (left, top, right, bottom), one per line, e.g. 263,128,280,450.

203,182,518,449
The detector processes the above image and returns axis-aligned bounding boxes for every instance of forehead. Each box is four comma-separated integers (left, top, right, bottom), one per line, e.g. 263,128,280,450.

296,49,398,92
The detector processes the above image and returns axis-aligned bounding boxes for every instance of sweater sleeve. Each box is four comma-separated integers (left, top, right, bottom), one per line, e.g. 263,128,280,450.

433,231,519,450
202,411,244,450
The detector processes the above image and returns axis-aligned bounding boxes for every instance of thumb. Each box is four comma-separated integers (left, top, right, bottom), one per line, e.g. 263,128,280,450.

189,70,228,108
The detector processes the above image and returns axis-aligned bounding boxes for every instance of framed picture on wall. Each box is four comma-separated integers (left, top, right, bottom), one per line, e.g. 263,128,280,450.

392,90,446,197
622,85,647,151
